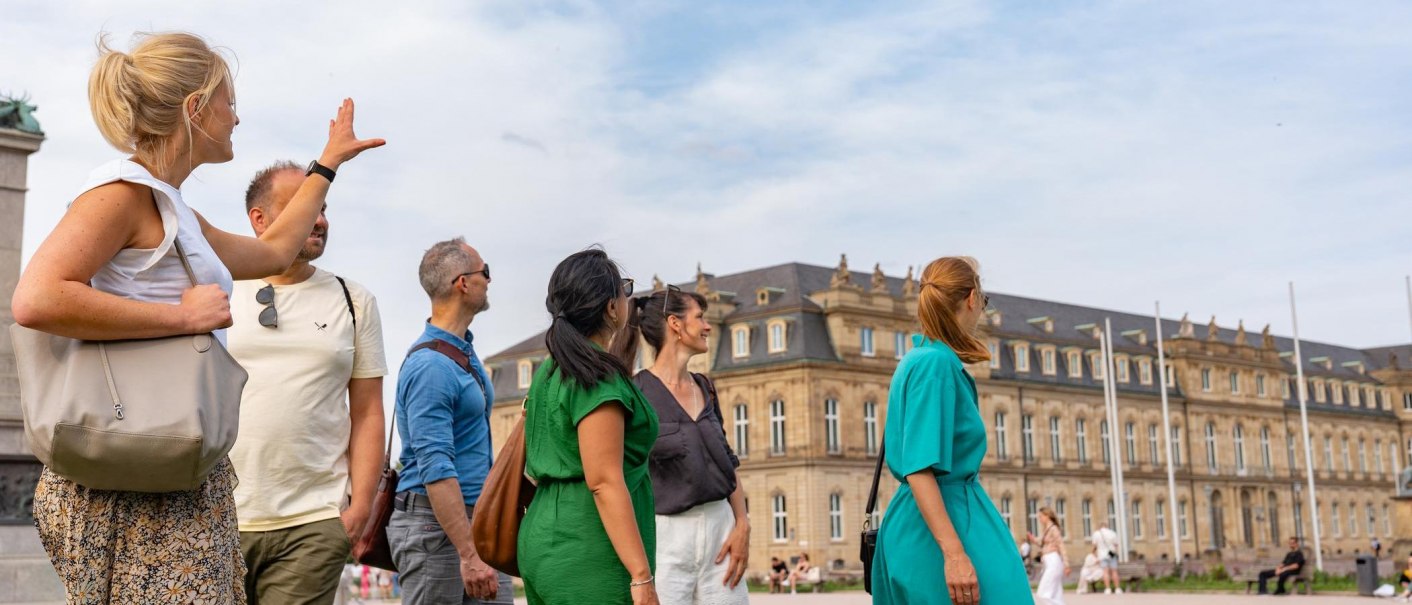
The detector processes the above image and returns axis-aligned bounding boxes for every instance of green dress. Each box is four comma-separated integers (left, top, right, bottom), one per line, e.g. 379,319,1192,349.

872,336,1033,605
518,358,659,604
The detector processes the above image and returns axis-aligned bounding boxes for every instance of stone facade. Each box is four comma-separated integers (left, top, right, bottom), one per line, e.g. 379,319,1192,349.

485,259,1412,578
0,124,63,602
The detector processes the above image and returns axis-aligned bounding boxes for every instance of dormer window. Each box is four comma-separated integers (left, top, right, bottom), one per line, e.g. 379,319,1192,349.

1039,346,1057,375
1122,329,1148,346
756,286,784,307
1310,356,1332,371
1312,379,1326,403
767,320,787,353
1013,343,1030,372
1330,381,1343,404
732,325,751,358
1088,351,1105,380
1027,316,1054,333
517,359,534,389
1342,360,1366,375
1114,356,1130,383
1138,358,1153,385
987,339,1001,369
1066,350,1083,378
986,309,1003,327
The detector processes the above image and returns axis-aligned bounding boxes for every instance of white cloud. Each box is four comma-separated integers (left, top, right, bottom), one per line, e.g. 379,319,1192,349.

3,0,1410,390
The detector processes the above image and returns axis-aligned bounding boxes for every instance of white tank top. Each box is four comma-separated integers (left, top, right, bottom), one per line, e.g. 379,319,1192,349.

79,159,234,343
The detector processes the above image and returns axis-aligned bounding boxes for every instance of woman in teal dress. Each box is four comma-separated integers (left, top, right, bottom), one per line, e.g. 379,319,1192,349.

519,249,661,605
872,257,1032,605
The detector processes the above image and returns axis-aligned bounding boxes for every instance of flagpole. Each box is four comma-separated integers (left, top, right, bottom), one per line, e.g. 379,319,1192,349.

1155,303,1181,565
1405,275,1411,343
1103,318,1131,561
1290,282,1324,572
1100,330,1121,555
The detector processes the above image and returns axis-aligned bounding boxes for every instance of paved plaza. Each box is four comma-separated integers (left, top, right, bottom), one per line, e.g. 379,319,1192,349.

332,591,1387,605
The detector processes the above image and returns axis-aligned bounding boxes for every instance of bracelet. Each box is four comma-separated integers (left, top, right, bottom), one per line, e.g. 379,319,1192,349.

630,575,654,588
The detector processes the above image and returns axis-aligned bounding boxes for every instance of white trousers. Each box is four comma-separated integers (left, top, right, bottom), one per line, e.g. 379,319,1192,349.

655,499,750,605
1036,552,1066,604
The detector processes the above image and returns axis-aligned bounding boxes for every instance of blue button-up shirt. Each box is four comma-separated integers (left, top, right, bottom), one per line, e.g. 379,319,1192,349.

395,323,494,504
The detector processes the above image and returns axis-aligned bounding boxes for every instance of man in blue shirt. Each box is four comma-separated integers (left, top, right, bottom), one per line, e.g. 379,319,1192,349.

389,237,510,604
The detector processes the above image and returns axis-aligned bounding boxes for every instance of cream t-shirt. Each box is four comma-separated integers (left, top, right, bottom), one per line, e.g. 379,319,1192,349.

227,268,388,532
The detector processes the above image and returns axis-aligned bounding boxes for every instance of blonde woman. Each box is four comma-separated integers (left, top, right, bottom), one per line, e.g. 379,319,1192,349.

12,31,382,603
870,257,1031,605
1027,507,1069,604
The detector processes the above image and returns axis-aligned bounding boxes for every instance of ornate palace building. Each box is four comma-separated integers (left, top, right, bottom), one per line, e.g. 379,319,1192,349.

484,257,1412,576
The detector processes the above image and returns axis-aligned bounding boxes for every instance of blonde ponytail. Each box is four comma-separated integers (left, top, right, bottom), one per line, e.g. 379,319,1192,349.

917,256,991,364
87,32,232,166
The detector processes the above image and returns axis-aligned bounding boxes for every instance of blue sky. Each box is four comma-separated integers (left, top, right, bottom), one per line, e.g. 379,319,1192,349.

2,0,1410,370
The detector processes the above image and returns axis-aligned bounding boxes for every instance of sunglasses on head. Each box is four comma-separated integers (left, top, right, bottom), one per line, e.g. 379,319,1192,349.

660,283,683,317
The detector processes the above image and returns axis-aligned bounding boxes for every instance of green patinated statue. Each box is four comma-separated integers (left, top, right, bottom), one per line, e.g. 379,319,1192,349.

0,95,44,135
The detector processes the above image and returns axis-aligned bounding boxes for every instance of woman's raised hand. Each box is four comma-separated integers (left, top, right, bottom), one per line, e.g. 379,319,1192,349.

318,98,385,169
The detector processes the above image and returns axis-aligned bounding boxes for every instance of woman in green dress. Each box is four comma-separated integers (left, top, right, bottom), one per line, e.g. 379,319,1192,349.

519,249,661,605
872,257,1033,605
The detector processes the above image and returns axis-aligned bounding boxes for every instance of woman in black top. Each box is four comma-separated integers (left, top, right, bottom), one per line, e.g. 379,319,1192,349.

624,286,750,604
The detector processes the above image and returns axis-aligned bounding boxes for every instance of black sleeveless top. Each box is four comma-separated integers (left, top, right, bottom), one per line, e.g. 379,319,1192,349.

633,371,741,515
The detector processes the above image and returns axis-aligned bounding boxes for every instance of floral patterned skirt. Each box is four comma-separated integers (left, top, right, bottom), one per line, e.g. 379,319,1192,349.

33,457,247,604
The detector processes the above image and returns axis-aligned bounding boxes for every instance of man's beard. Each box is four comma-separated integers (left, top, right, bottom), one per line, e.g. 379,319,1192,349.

296,234,327,262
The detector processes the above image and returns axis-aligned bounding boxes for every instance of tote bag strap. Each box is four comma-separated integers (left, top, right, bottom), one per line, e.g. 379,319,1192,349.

97,236,205,420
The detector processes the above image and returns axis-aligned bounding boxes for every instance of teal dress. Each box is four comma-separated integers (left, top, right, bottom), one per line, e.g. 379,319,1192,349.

872,336,1032,605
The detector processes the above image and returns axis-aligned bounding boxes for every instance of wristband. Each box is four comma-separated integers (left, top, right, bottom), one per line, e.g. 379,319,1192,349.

306,160,336,183
630,575,654,588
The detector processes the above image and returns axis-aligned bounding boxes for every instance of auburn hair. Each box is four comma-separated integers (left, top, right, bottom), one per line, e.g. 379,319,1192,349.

917,256,990,364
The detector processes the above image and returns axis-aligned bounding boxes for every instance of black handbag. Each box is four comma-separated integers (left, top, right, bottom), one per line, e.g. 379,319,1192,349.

860,441,886,594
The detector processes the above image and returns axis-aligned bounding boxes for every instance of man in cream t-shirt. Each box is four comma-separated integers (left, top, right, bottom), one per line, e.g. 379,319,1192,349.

228,161,388,604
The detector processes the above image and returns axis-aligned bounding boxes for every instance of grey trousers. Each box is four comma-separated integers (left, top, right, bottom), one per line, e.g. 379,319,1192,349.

387,506,513,605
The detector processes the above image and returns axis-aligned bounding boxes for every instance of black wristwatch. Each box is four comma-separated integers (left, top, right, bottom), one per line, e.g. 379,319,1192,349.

306,160,336,183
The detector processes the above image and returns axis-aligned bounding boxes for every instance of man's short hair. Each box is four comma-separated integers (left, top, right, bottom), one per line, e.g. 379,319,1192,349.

419,237,474,300
245,160,302,212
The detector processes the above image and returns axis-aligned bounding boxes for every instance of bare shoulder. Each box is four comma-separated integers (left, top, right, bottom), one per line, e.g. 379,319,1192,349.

69,180,151,214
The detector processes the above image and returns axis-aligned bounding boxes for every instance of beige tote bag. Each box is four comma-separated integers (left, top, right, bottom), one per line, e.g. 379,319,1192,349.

10,240,247,492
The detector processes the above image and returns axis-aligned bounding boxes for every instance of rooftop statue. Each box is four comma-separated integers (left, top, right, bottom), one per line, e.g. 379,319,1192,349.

871,263,888,294
0,95,43,135
830,254,851,288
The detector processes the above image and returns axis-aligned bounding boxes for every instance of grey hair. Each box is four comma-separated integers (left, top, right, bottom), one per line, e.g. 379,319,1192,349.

419,237,473,300
244,159,301,211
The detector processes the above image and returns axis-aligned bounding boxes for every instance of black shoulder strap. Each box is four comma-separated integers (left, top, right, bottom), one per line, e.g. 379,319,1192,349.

865,440,887,518
694,372,725,423
334,275,356,328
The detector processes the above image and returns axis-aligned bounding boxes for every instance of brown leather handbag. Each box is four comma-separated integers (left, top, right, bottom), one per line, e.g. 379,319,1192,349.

352,404,399,571
471,405,536,577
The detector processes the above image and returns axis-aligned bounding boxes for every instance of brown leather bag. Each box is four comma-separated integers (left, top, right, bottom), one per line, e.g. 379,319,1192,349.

471,405,536,577
352,404,399,571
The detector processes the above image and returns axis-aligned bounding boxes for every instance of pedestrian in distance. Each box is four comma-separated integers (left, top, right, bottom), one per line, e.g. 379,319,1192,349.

388,238,513,604
1027,507,1069,604
228,160,389,604
13,30,381,604
869,257,1033,605
518,249,661,605
1090,522,1121,594
623,285,750,604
